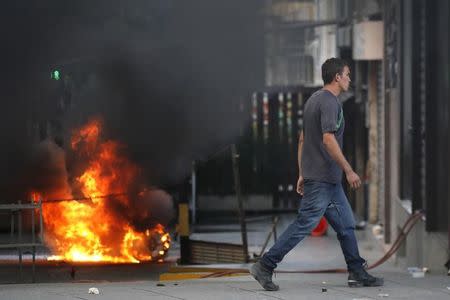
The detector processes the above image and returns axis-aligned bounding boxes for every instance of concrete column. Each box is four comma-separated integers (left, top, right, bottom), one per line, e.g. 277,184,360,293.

353,62,366,219
368,61,379,223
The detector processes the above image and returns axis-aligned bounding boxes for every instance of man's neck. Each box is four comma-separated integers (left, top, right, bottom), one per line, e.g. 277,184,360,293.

323,84,341,97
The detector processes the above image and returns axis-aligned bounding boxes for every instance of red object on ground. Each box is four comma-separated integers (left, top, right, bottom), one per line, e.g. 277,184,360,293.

311,217,328,236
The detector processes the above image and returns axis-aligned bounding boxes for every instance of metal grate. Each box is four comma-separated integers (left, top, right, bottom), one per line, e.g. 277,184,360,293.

189,240,247,264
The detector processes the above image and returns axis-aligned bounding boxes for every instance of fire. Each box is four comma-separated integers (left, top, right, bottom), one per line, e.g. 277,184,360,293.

38,119,170,263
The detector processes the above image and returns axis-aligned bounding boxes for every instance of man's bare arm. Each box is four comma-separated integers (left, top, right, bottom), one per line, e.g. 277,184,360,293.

296,130,305,195
322,133,361,189
297,130,304,175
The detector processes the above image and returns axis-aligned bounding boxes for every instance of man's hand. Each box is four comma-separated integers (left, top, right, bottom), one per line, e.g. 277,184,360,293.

296,176,304,195
345,170,361,190
322,133,361,190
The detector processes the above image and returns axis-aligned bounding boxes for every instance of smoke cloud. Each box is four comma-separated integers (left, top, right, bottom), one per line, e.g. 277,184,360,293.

0,0,264,202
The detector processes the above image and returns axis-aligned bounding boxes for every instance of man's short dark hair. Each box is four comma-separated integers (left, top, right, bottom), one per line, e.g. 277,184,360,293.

321,58,348,85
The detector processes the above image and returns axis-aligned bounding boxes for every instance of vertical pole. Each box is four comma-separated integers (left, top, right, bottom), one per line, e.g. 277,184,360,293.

31,203,35,244
178,203,190,264
18,200,22,282
10,210,14,238
191,161,197,224
448,3,450,261
354,62,366,220
377,60,386,229
39,197,44,244
368,61,379,223
384,93,392,243
444,0,450,257
231,144,249,262
178,176,191,264
31,200,36,283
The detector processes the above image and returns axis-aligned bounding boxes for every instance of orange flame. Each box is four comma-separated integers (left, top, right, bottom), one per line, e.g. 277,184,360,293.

39,119,170,263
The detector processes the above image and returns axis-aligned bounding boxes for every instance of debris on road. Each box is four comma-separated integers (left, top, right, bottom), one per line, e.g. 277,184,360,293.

412,271,425,278
407,267,426,278
372,224,384,240
88,287,100,295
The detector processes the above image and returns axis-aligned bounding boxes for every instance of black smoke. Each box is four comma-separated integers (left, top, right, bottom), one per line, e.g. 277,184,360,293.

0,0,264,202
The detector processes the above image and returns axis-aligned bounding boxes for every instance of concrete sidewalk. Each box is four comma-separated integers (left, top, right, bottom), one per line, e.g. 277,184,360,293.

1,269,449,299
1,215,449,299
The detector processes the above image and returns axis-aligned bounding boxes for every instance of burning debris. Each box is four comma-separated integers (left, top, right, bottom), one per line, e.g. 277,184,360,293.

32,118,172,264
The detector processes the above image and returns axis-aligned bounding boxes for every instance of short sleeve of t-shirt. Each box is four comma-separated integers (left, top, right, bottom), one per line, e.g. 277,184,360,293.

320,96,339,133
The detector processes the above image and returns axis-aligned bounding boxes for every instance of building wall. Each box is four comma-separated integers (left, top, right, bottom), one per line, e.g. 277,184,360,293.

393,198,448,272
383,0,449,271
311,0,337,85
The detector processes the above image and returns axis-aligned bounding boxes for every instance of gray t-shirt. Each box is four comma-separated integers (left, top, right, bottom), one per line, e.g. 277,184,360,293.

301,89,345,184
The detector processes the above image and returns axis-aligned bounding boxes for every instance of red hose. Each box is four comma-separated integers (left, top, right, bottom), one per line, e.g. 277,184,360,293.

199,211,425,278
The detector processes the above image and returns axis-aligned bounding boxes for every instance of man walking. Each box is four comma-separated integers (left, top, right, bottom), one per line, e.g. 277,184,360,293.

250,58,383,291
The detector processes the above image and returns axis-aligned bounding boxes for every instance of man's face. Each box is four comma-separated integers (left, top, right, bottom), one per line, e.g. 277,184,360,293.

336,66,351,92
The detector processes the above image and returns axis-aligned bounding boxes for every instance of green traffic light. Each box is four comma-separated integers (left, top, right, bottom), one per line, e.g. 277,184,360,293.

51,70,60,80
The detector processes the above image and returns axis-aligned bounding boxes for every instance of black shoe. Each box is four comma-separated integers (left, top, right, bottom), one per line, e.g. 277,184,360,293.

348,269,384,287
249,261,279,291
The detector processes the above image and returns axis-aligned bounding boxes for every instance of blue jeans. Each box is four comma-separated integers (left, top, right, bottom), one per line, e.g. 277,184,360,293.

260,180,366,272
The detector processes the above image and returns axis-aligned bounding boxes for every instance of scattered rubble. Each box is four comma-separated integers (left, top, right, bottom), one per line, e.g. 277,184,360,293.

372,224,384,240
407,267,426,278
88,287,100,295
